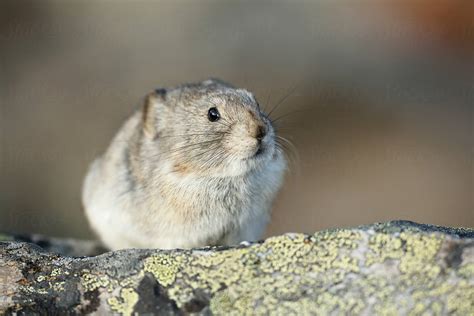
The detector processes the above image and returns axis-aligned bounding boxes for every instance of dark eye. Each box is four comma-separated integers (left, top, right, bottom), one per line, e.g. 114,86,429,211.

207,107,220,122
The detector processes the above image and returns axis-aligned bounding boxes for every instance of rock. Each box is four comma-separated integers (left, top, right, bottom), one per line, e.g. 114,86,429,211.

0,221,473,315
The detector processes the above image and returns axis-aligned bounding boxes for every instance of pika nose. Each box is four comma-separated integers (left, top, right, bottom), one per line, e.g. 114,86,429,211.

256,125,267,141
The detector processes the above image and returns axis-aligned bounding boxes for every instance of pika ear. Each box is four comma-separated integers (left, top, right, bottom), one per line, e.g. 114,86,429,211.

203,78,234,89
142,88,168,139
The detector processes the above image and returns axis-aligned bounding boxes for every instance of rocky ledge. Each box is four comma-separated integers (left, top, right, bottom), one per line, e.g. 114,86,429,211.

0,221,473,315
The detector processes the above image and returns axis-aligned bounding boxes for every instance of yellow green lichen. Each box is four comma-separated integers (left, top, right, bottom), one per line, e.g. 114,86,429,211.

445,280,474,315
365,231,444,283
35,224,470,315
107,287,139,316
398,232,443,277
81,272,114,292
143,253,185,287
119,270,144,288
458,263,474,278
407,302,426,316
52,281,65,292
431,301,443,315
374,302,399,316
209,290,233,314
50,268,64,277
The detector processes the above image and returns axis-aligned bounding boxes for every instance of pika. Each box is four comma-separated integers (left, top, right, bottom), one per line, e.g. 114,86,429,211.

82,79,286,250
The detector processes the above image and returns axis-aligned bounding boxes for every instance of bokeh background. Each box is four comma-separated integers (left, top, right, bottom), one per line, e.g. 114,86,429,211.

1,0,472,240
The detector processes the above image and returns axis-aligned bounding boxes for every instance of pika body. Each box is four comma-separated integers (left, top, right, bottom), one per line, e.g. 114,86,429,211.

82,79,286,250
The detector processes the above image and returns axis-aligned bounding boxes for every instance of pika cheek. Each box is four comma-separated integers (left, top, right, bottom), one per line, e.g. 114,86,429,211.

226,136,257,158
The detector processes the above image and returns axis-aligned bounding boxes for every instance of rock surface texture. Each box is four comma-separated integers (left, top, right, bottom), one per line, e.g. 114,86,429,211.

0,221,473,315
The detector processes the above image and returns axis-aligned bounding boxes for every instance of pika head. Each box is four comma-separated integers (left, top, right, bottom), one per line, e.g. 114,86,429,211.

141,79,280,177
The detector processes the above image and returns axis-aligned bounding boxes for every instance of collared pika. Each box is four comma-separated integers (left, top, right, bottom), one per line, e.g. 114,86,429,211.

82,79,286,250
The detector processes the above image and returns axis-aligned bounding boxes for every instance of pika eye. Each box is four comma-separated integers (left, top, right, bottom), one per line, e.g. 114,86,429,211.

207,107,220,122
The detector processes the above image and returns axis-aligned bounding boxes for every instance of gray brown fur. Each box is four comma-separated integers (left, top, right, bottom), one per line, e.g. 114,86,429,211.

82,79,286,250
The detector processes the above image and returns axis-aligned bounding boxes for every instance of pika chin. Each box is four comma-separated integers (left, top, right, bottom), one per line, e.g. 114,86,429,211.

82,79,286,250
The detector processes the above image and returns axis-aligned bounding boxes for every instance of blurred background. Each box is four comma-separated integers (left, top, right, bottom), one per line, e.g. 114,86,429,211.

1,0,472,240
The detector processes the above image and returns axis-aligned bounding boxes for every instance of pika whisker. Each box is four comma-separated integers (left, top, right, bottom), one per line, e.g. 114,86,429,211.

267,83,299,118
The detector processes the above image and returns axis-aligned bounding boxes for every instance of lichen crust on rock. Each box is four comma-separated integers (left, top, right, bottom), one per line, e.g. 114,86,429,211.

0,221,473,315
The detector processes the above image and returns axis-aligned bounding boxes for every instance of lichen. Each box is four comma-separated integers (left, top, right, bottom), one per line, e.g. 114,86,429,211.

104,227,472,314
143,253,185,287
107,287,139,316
81,272,114,292
3,221,471,315
140,230,365,313
52,281,65,292
458,263,474,278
